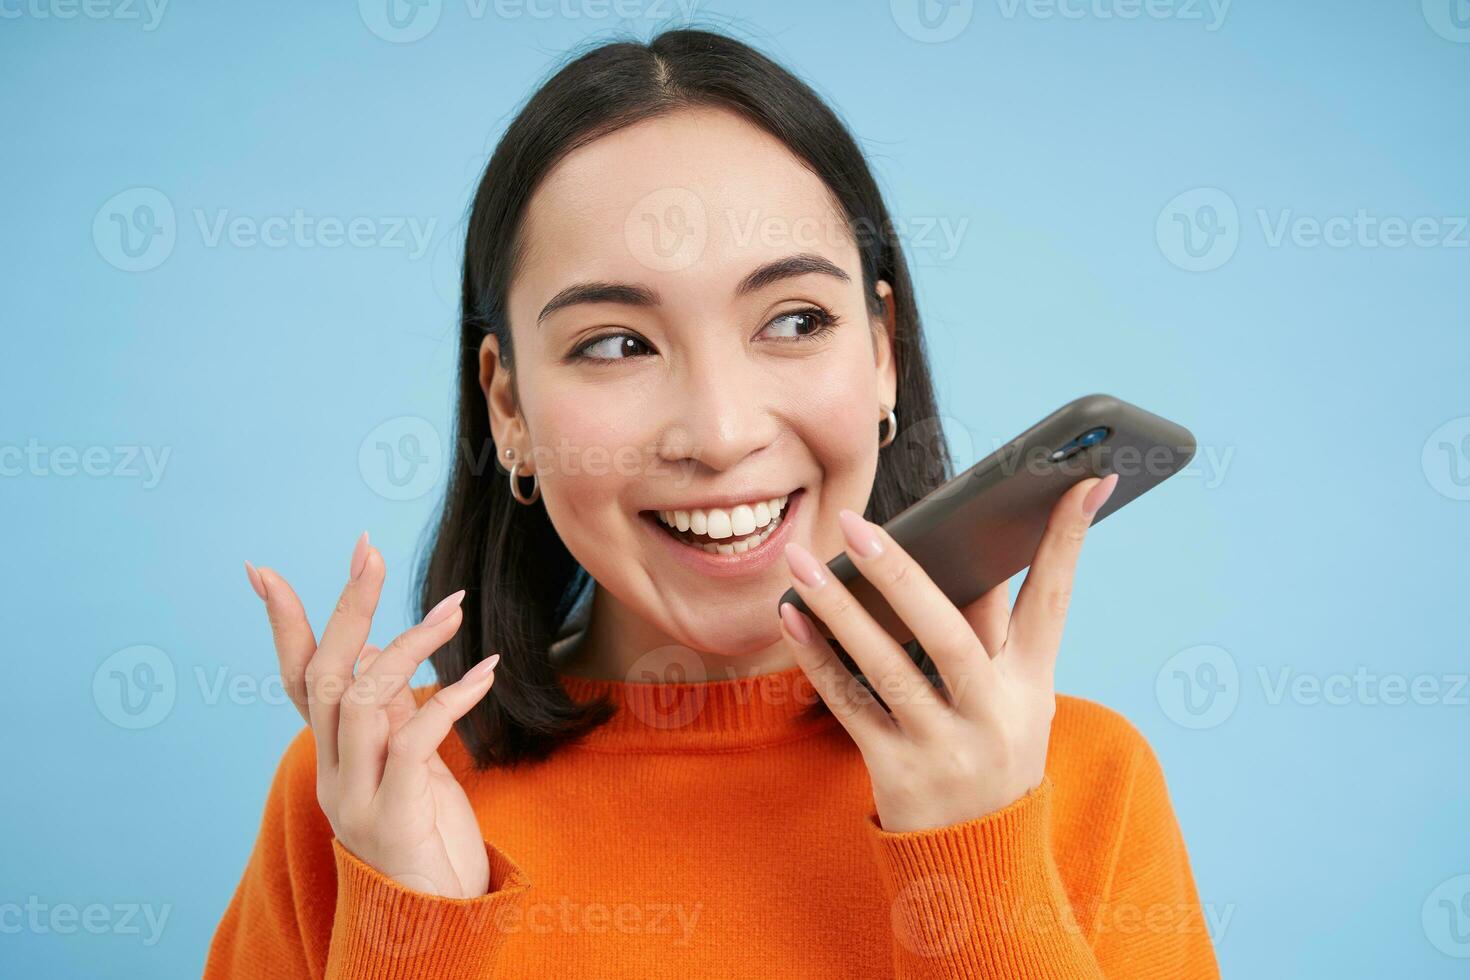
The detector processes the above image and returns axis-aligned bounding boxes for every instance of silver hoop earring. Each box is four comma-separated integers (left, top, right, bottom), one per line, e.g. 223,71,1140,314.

878,407,898,449
508,460,540,505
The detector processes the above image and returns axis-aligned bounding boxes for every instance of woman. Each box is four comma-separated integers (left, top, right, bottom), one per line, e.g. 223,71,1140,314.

207,28,1219,979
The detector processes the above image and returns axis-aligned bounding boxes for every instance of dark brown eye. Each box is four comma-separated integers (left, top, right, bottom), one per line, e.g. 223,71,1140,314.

575,333,653,361
761,307,835,341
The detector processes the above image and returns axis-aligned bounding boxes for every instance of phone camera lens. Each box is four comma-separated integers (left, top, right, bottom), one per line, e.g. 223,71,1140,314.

1047,426,1112,463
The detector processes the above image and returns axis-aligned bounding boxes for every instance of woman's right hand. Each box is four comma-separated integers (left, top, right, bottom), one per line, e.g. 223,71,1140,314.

243,533,501,898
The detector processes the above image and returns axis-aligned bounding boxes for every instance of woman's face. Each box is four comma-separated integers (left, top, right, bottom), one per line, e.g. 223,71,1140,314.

483,106,897,660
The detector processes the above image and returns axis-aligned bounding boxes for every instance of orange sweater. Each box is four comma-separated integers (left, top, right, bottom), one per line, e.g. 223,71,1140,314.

205,664,1219,978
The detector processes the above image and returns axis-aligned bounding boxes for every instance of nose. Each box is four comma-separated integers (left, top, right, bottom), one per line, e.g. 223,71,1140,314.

655,348,780,473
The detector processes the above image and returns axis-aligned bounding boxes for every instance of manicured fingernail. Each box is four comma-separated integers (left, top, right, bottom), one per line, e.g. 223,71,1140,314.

243,560,267,601
783,542,828,588
423,589,466,626
779,602,813,644
837,509,883,559
465,652,500,682
349,531,370,581
1082,473,1120,519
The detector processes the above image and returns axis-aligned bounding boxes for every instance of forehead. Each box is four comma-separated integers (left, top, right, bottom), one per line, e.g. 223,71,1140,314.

512,106,855,312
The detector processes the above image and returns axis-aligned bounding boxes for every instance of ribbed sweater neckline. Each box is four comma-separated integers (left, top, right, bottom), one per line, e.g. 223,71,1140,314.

555,662,841,753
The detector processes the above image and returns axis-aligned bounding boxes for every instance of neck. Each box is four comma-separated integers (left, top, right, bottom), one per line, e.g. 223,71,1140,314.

556,582,798,683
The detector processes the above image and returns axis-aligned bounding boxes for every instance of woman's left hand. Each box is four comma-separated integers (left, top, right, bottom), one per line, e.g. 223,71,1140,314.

778,474,1118,833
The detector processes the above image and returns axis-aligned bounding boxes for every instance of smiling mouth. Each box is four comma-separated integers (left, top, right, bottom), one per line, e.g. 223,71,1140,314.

642,490,799,556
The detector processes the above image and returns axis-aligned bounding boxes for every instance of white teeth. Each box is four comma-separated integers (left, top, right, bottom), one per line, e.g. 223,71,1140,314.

653,493,791,538
730,504,755,537
706,509,733,539
687,512,782,554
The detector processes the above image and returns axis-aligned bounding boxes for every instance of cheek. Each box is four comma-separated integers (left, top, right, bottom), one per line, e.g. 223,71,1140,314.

786,342,882,463
520,385,655,530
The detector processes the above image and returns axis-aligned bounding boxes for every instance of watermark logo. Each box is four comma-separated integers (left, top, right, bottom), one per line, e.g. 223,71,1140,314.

891,0,975,43
192,209,435,257
495,896,702,942
93,188,176,273
359,0,443,42
1160,651,1467,728
0,0,169,30
1156,188,1239,272
995,0,1230,30
723,210,971,268
890,874,974,956
359,416,444,501
355,869,445,956
94,188,437,270
624,187,708,273
360,0,702,43
1423,0,1470,43
1423,874,1470,958
891,413,974,502
0,897,171,947
93,645,177,730
1256,210,1468,250
622,646,708,730
1258,667,1467,708
1422,416,1470,501
489,0,704,21
1155,644,1238,729
0,440,171,488
1160,188,1467,271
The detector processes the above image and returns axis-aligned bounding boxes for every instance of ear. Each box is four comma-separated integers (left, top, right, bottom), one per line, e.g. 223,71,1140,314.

479,333,526,462
871,279,899,412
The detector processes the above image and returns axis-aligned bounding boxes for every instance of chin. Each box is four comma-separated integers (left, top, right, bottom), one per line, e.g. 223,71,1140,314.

662,612,783,660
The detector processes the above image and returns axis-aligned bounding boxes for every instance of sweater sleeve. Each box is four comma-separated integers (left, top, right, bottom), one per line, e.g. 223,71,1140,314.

204,727,534,980
863,743,1219,979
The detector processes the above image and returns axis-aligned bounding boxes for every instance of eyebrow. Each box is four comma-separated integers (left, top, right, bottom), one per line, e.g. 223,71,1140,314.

535,252,851,325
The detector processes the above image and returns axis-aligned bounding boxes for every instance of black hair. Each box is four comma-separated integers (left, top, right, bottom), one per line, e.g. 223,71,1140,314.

418,27,952,768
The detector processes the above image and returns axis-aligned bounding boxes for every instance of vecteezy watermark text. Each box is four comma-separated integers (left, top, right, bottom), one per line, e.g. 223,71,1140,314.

1157,187,1468,272
0,0,168,30
358,0,704,43
93,187,438,272
1,440,170,489
0,897,171,947
1156,644,1469,729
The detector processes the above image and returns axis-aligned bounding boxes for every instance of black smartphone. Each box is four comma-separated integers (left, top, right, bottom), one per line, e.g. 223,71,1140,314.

777,393,1196,644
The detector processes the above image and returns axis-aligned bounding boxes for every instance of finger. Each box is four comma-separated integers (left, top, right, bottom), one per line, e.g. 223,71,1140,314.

377,653,499,804
353,591,466,714
250,564,317,725
305,535,386,770
353,643,381,674
836,509,994,713
337,592,465,801
782,540,946,731
960,581,1009,661
778,602,894,748
333,644,394,803
354,643,420,724
1007,474,1117,677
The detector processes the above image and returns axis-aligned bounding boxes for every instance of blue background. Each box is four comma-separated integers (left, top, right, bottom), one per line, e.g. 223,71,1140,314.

4,1,1467,975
